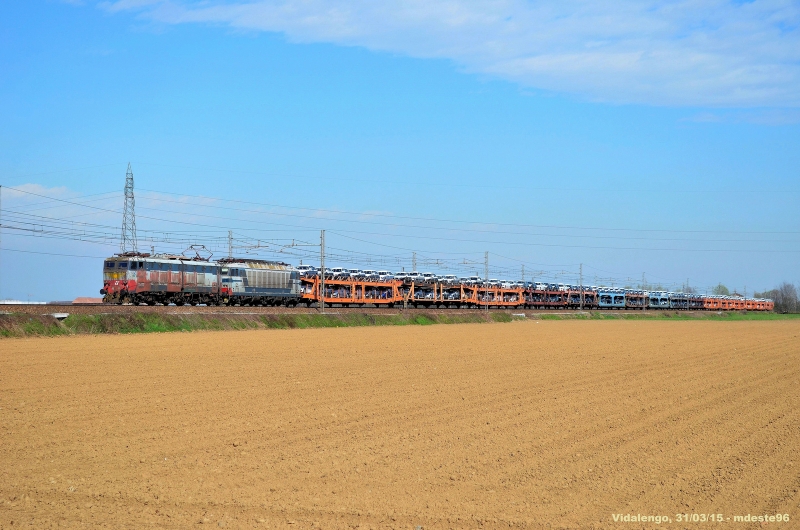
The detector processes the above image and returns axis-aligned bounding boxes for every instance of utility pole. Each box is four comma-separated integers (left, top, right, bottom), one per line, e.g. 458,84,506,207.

579,263,584,311
412,252,417,272
484,251,489,312
642,272,646,311
521,264,525,283
120,163,138,253
228,231,233,259
320,230,325,314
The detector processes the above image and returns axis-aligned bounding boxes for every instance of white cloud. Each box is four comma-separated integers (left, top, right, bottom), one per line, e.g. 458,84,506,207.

101,0,800,107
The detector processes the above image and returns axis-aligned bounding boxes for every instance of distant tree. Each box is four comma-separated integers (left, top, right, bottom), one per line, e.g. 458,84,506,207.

753,289,773,299
754,283,798,313
712,283,730,296
774,282,799,313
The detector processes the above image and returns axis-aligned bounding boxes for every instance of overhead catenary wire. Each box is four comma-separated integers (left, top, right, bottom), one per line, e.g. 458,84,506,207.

137,187,800,235
1,182,795,292
6,185,798,252
137,194,798,243
329,227,800,253
0,246,111,259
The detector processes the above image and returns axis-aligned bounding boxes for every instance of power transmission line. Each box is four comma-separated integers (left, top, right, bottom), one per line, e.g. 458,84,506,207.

1,180,795,292
138,194,797,243
137,187,800,235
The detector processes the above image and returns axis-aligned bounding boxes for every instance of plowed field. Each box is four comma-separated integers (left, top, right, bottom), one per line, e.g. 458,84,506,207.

1,321,799,529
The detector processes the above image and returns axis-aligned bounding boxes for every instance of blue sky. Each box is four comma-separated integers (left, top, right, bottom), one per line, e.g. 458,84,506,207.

0,0,798,301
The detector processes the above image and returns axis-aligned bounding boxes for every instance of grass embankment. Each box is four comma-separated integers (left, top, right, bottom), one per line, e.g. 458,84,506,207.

0,312,518,338
2,310,796,338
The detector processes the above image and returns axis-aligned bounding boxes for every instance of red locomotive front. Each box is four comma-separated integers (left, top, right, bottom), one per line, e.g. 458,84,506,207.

101,254,222,305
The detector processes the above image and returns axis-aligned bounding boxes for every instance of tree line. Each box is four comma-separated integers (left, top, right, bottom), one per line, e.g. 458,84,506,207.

754,283,799,313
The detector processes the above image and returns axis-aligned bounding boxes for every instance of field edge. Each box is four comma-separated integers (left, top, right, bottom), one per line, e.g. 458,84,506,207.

0,311,521,338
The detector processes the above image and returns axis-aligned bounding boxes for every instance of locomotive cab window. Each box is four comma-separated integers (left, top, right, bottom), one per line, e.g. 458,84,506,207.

105,261,114,268
119,262,127,269
130,262,137,270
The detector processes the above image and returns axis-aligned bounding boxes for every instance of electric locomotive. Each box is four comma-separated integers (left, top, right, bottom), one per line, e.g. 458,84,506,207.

101,253,222,306
218,258,301,306
101,253,301,306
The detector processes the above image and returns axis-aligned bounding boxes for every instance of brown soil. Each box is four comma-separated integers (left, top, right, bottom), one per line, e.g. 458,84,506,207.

1,321,798,529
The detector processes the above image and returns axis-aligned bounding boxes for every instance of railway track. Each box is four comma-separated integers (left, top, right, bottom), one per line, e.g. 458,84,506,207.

1,303,723,318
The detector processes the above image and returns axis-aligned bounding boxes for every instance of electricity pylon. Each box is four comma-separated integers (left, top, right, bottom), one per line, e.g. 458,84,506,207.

120,163,138,253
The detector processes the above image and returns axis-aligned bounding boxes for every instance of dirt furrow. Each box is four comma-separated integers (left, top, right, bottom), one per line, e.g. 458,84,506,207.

1,320,798,529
